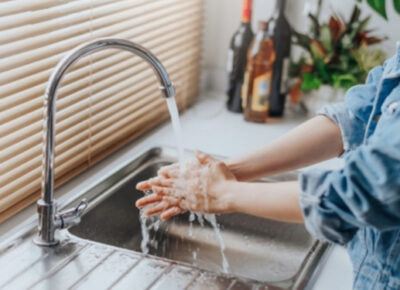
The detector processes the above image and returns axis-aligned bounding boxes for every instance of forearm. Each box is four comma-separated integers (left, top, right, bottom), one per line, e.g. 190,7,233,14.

225,181,303,223
226,115,343,181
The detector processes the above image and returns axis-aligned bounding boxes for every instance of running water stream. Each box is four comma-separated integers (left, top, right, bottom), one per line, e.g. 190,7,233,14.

165,97,185,171
139,96,230,273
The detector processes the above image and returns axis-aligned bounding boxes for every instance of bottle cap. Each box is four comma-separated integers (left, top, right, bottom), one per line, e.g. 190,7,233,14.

241,0,252,23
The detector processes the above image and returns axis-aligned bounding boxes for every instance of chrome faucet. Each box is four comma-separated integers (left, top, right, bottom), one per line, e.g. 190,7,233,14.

34,38,175,246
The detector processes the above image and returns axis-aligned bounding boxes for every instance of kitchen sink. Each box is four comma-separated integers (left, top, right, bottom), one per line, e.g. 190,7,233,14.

68,147,328,289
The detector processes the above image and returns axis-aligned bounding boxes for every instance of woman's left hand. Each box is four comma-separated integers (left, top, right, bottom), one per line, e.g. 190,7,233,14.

135,150,237,220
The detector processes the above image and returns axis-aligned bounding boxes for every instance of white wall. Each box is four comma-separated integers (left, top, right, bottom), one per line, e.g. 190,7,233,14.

202,0,400,91
202,0,277,90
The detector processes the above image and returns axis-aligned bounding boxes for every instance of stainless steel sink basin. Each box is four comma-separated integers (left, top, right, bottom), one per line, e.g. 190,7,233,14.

68,147,328,289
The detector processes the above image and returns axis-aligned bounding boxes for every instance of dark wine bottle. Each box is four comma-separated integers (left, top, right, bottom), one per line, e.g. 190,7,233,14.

226,0,254,113
268,0,292,117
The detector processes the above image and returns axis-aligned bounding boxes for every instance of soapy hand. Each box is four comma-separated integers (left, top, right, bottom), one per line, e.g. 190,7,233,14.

135,150,237,220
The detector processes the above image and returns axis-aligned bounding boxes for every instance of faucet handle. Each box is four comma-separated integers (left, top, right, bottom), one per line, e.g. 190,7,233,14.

56,199,88,229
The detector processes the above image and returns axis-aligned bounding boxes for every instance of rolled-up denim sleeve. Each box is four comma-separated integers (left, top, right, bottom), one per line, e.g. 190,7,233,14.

317,64,385,153
318,103,365,152
300,138,400,245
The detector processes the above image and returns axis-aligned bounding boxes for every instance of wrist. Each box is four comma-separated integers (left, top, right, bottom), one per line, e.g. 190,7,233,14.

225,159,240,178
220,180,241,213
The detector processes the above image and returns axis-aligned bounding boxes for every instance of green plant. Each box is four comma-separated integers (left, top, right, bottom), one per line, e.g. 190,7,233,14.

357,0,400,20
289,4,387,96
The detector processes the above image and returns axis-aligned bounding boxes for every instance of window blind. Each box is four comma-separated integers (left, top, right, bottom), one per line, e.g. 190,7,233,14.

0,0,203,222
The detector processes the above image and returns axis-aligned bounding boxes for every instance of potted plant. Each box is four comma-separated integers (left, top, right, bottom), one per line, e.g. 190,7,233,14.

288,4,387,115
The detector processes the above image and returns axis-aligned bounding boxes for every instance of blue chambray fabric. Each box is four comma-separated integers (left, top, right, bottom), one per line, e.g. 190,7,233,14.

299,42,400,290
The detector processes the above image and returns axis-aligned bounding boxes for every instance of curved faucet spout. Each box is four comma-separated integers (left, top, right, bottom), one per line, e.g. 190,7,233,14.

35,38,175,246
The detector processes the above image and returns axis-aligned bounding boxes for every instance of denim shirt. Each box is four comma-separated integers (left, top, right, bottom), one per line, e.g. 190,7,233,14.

299,42,400,290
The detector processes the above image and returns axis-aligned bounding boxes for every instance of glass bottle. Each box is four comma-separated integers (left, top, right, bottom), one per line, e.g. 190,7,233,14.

226,0,254,113
242,21,276,123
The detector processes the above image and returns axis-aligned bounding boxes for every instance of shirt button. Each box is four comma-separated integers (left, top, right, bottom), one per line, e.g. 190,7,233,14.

374,114,381,122
388,102,399,114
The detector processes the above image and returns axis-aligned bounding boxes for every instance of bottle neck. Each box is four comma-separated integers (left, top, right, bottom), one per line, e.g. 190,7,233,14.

273,0,286,18
251,28,269,56
241,0,252,23
257,29,269,38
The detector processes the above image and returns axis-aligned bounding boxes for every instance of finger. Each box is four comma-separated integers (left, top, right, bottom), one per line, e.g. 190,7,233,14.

160,206,185,220
145,201,170,216
195,150,216,165
160,168,180,179
136,180,152,190
152,186,174,196
148,177,163,186
158,163,179,178
155,178,174,188
178,199,191,211
135,193,162,208
137,176,163,189
162,195,181,205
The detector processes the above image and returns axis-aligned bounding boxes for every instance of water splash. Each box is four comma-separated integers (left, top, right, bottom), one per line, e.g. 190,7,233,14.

204,214,230,273
188,212,195,238
140,190,161,254
139,210,150,254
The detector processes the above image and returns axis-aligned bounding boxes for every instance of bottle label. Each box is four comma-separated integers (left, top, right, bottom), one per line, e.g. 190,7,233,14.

226,49,234,72
241,71,250,109
251,73,270,112
280,57,290,94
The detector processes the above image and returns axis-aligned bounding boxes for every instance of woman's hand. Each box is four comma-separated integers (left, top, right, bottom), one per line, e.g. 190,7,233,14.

135,151,237,220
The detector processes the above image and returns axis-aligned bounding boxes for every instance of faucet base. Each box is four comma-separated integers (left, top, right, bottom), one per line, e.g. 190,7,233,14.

33,236,60,247
34,199,59,247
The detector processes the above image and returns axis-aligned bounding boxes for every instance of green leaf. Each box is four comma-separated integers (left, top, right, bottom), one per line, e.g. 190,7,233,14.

301,73,322,91
359,15,372,32
367,0,387,19
394,0,400,14
320,25,333,53
348,5,362,27
314,59,331,83
332,74,359,89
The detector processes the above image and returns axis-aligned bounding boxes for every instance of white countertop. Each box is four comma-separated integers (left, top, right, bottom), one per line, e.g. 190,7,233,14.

0,91,353,290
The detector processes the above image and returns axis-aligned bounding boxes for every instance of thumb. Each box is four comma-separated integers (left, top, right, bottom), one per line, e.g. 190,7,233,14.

195,150,215,165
